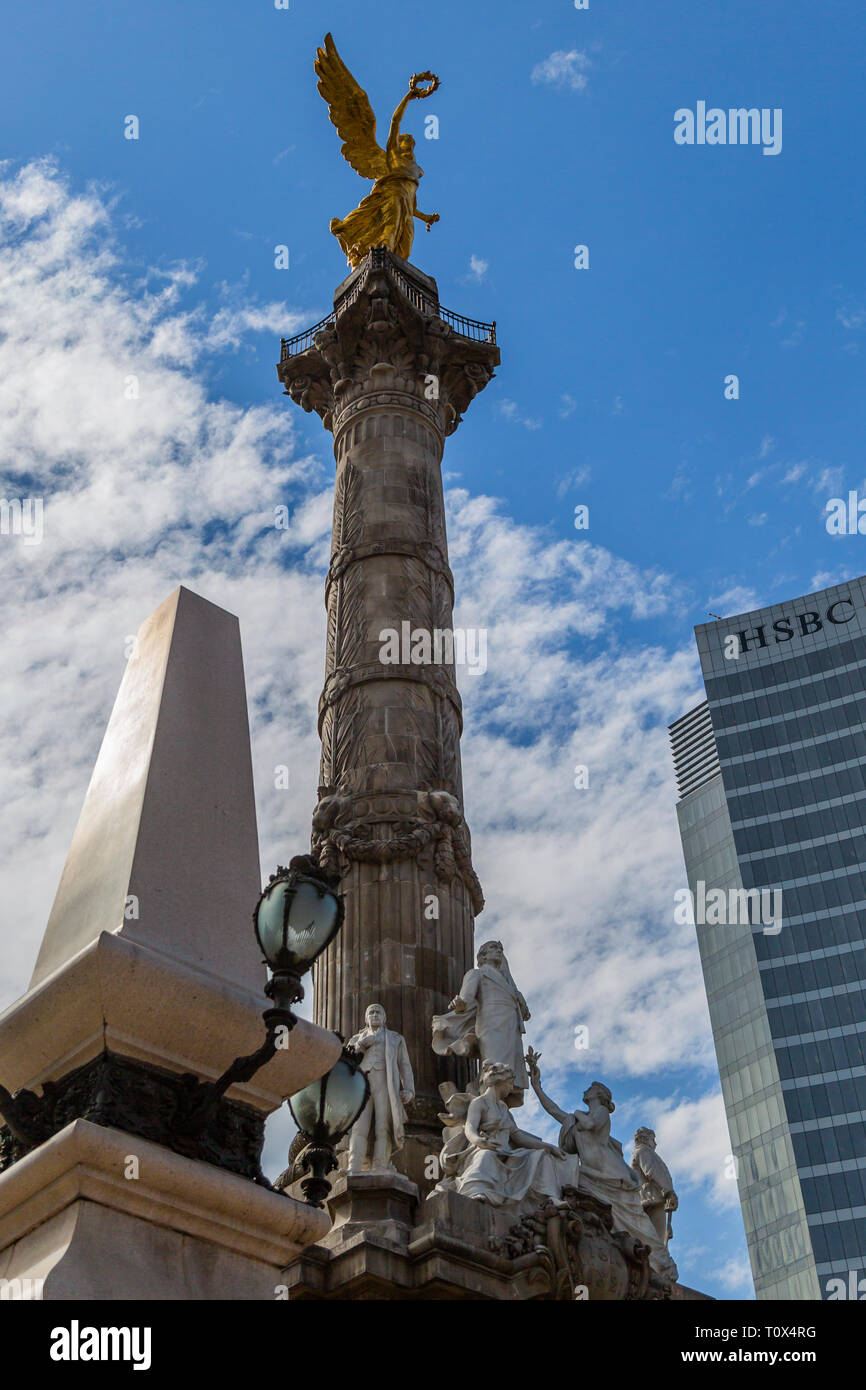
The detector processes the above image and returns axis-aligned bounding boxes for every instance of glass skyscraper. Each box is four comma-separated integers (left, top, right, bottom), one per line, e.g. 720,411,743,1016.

670,576,866,1300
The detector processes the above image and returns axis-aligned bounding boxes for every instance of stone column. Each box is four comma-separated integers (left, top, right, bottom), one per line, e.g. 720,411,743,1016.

278,250,498,1184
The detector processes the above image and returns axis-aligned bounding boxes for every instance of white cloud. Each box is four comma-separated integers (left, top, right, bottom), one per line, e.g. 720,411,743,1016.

498,398,542,430
531,50,591,92
207,297,309,352
781,320,806,348
758,435,775,459
812,465,845,497
554,465,590,500
467,254,488,282
713,1258,754,1293
704,586,761,618
667,462,693,503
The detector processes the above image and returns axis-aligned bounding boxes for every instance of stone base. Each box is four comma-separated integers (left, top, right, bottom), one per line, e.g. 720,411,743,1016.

0,1119,330,1300
0,931,341,1118
282,1173,713,1301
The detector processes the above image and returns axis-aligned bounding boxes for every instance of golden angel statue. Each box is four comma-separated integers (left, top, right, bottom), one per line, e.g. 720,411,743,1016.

315,32,440,268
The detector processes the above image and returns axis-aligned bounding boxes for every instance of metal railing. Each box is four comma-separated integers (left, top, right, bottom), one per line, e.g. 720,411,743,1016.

280,248,496,361
438,306,498,344
279,312,338,359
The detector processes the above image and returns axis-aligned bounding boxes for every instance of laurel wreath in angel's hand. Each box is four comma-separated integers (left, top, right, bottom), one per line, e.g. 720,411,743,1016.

409,71,440,100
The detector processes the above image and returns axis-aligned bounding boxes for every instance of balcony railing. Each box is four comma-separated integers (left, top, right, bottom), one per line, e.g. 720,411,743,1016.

280,248,496,362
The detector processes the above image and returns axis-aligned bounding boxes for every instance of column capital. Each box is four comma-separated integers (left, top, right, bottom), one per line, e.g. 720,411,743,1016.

277,248,499,440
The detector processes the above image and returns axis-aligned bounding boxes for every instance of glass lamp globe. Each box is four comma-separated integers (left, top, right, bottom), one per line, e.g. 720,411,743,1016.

288,1048,369,1147
253,855,344,1011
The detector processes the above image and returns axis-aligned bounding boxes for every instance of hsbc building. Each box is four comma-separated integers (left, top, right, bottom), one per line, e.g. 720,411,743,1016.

670,576,866,1299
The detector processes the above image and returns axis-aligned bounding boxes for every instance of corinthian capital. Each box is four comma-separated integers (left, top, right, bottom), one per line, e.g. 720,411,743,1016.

277,248,499,438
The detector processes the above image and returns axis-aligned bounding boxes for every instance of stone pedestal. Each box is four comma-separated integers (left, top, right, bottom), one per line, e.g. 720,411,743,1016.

278,250,499,1184
0,1121,329,1300
282,1173,712,1302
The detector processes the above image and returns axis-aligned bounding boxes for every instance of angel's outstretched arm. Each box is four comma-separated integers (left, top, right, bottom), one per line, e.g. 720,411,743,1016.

386,91,414,158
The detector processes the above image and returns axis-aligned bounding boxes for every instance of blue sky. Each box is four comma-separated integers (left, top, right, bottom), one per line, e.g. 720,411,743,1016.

2,0,865,1299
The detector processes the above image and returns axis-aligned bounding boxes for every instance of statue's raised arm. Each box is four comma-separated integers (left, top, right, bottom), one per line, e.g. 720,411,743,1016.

386,71,440,163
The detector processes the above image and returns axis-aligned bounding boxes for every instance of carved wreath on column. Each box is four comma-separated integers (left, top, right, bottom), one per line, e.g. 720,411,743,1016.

311,788,484,914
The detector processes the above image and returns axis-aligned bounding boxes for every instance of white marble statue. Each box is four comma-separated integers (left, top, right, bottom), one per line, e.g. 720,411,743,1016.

347,1004,415,1174
432,941,530,1102
631,1127,678,1247
431,1060,567,1210
526,1049,678,1281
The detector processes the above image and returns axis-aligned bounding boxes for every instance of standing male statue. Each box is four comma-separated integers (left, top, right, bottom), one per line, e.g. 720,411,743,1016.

432,941,530,1104
347,1004,415,1174
631,1127,678,1247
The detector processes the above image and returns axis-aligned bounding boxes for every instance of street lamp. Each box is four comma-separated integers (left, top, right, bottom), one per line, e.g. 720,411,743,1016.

287,1047,369,1206
253,855,345,1016
171,855,344,1166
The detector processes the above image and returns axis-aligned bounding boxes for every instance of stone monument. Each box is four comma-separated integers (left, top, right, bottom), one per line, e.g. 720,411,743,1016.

279,33,710,1301
283,37,498,1189
526,1050,679,1282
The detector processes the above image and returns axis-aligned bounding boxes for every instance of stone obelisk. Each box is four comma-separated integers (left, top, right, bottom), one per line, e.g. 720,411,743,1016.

278,250,498,1182
0,587,341,1298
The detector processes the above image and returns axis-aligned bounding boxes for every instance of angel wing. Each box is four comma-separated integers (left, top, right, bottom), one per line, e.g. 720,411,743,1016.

315,33,388,181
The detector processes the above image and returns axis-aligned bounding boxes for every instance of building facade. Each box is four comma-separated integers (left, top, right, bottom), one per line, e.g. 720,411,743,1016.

671,577,866,1299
